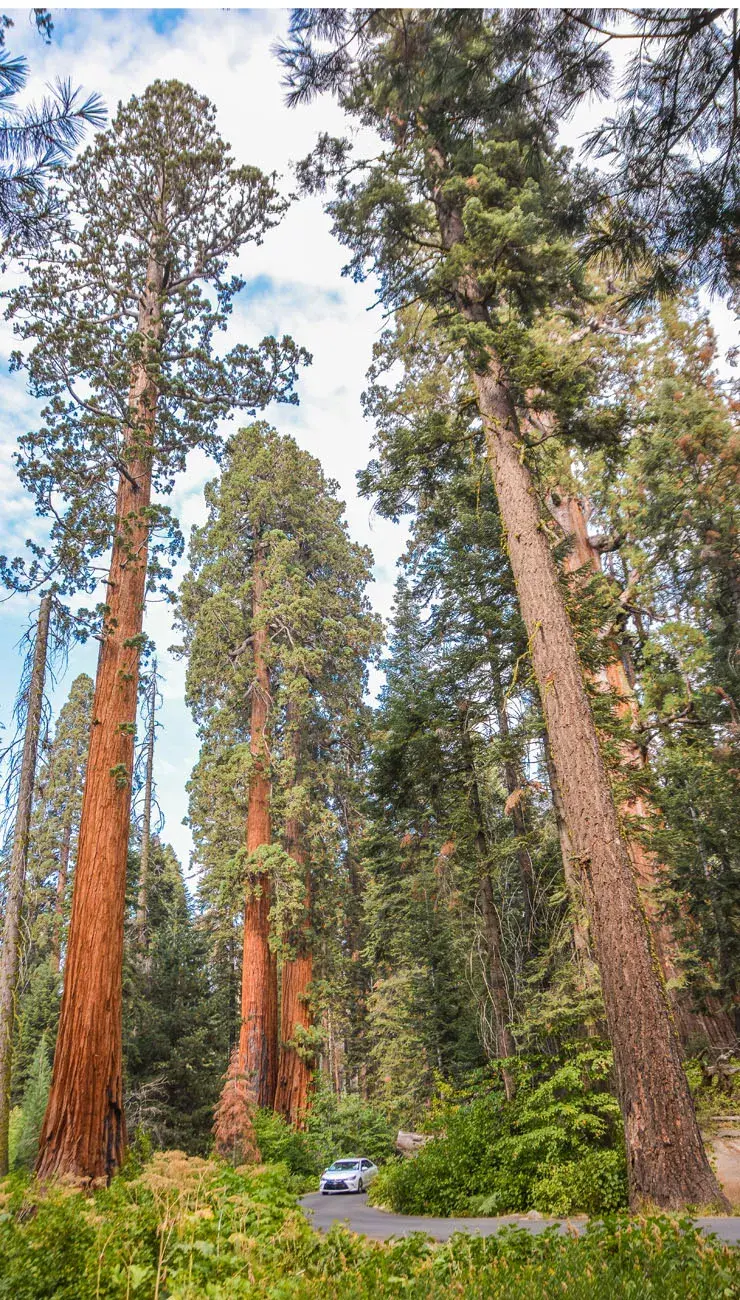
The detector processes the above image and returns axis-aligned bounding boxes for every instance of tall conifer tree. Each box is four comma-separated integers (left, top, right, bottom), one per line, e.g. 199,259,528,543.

179,424,380,1135
5,80,307,1184
27,672,94,972
0,593,52,1175
279,9,724,1208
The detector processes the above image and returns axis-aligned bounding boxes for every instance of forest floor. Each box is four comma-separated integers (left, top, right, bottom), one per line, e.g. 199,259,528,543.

300,1191,740,1244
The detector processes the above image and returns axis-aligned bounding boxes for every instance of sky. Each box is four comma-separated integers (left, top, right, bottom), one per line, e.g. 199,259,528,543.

0,7,736,877
0,7,403,872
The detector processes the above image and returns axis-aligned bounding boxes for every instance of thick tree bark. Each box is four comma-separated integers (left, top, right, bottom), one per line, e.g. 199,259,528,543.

549,489,736,1051
136,663,157,948
37,255,163,1185
231,542,278,1112
274,731,314,1127
0,592,52,1176
543,744,598,985
274,870,314,1125
432,182,725,1208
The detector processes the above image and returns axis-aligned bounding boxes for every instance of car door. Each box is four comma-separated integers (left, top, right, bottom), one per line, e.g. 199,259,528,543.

361,1159,376,1185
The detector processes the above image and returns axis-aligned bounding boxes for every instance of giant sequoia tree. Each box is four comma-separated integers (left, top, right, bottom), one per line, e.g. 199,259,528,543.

5,80,307,1185
179,424,380,1140
279,9,724,1208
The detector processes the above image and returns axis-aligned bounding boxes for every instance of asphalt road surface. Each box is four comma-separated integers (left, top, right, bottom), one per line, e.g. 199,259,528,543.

300,1191,740,1245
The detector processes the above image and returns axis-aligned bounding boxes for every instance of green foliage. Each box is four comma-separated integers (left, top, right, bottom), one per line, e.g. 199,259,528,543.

179,422,382,1091
0,1152,736,1299
10,1035,51,1170
305,1090,397,1172
0,12,104,249
10,959,59,1105
123,840,226,1154
252,1109,315,1179
369,1047,626,1217
3,81,307,597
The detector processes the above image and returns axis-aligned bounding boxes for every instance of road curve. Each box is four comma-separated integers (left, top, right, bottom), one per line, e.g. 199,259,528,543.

299,1191,740,1246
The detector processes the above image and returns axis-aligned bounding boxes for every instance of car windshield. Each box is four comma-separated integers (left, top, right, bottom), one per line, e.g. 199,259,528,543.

327,1160,360,1171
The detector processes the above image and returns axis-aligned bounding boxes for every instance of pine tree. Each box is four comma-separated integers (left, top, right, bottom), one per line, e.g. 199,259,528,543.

11,1033,51,1170
582,300,740,1037
279,10,724,1208
5,80,307,1186
0,10,104,248
360,309,598,1046
579,9,740,302
123,839,223,1153
25,673,93,972
0,592,52,1175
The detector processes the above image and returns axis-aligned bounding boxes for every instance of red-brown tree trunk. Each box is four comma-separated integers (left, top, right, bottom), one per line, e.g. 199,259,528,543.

543,744,598,986
274,864,314,1126
549,489,736,1050
0,592,52,1176
431,178,724,1208
37,256,163,1186
232,542,278,1111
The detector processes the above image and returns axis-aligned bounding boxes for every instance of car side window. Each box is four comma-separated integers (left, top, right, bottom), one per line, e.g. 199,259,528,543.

361,1160,371,1169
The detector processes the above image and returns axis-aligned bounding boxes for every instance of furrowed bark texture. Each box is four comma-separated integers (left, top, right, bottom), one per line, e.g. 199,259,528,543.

274,866,314,1125
233,542,278,1111
550,490,736,1051
0,592,52,1176
543,745,598,984
476,363,723,1207
37,257,163,1186
433,182,725,1208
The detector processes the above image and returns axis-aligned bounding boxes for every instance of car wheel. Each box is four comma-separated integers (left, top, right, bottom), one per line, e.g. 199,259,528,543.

357,1179,364,1193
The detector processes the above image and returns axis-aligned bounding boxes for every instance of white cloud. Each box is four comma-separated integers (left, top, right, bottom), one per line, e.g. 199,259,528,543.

4,10,733,876
0,9,404,872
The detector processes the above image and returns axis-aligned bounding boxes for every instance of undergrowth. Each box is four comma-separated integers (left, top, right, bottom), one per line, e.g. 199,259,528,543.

0,1152,737,1299
369,1047,628,1216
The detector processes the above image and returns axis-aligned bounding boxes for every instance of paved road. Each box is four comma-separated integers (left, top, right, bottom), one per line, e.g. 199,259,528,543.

300,1192,740,1245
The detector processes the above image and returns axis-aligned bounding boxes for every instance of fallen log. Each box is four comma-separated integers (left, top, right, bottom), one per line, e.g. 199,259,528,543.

396,1130,435,1157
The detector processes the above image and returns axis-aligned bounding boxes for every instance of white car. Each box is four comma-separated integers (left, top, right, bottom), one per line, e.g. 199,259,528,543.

319,1157,378,1194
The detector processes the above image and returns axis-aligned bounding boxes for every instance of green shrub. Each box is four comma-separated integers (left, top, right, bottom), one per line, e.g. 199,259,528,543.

0,1153,736,1299
253,1108,317,1179
369,1046,628,1217
10,1036,51,1170
306,1090,396,1170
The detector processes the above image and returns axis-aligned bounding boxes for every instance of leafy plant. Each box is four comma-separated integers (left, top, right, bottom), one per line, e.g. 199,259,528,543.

305,1089,397,1171
252,1108,316,1180
9,1036,51,1170
0,1152,736,1299
369,1047,627,1216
